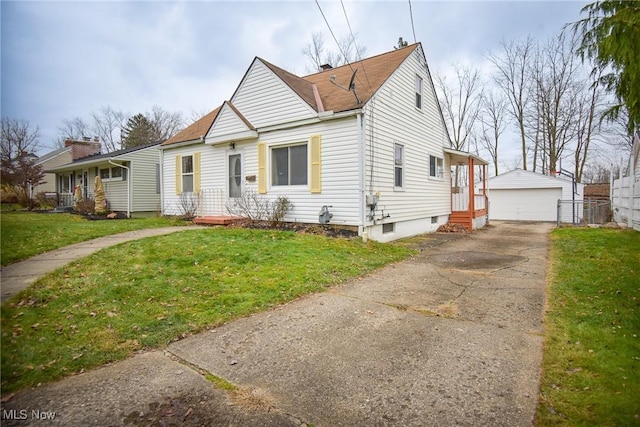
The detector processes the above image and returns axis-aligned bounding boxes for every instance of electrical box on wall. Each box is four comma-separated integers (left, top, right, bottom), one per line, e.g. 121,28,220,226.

366,194,379,207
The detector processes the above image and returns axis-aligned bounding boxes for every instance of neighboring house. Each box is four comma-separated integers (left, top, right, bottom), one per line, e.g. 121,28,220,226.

33,138,102,195
47,142,161,217
488,169,584,223
161,44,487,241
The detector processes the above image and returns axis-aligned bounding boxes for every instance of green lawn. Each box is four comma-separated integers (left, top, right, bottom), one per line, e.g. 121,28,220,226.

537,228,640,426
1,228,414,393
0,211,184,266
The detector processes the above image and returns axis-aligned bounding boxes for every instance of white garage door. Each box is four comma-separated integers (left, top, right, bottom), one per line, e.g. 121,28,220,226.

489,188,562,221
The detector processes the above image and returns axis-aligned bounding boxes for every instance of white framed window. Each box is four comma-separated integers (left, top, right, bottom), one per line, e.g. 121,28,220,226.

99,166,126,181
429,155,443,178
182,155,194,192
271,143,307,186
415,75,423,109
394,143,404,188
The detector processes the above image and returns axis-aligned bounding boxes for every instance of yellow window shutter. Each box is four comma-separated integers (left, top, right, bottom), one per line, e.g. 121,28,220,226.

175,155,182,195
193,151,201,194
310,134,322,193
257,142,267,194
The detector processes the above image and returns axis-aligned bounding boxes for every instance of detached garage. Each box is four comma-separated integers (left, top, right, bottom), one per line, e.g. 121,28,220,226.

488,169,584,222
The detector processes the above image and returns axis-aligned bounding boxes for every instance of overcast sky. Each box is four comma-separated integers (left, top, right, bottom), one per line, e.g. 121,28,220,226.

2,0,585,157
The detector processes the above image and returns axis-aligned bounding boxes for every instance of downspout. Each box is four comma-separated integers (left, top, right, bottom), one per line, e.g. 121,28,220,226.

159,148,164,216
108,159,130,218
357,112,366,238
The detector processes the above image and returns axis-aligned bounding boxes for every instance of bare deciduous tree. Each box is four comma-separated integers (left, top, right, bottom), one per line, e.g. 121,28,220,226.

1,117,45,208
92,106,126,152
478,90,509,176
302,31,367,73
489,37,535,170
148,105,184,142
528,33,583,175
1,117,42,162
57,105,184,152
434,66,484,188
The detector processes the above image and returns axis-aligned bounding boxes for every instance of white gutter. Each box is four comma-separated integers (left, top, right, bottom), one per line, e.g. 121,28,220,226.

108,159,130,218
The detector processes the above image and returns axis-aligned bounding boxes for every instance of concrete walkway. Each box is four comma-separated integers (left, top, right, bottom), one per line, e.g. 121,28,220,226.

1,226,203,302
1,222,553,426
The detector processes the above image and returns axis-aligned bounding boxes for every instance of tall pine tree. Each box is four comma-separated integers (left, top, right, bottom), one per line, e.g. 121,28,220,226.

121,114,156,148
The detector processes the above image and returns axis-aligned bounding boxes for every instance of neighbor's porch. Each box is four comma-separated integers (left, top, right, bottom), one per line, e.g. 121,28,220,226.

445,148,489,231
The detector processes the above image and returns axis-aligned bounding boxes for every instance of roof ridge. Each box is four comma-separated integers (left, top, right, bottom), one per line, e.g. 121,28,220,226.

302,43,419,78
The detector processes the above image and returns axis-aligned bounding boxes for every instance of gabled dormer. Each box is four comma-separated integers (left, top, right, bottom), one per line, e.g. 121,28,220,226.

205,101,258,145
230,58,319,128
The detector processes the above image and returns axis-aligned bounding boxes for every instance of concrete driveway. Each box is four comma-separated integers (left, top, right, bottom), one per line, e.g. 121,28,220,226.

1,221,553,426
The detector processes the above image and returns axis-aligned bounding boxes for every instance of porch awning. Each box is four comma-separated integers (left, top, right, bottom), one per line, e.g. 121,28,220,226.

443,148,489,166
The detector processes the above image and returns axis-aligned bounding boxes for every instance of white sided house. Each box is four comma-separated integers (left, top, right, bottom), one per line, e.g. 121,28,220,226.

161,44,488,241
488,169,584,223
48,142,162,217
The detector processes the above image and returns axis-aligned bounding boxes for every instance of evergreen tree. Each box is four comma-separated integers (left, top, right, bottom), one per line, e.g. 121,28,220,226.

573,0,640,132
121,113,156,148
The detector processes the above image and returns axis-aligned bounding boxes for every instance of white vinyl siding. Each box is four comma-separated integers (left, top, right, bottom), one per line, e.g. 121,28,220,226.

241,118,360,225
162,143,226,216
120,146,161,213
231,59,316,128
362,46,451,228
207,103,253,139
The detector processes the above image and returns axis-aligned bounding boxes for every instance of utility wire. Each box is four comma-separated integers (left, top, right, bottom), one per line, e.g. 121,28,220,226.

408,0,417,44
339,0,373,94
314,0,355,74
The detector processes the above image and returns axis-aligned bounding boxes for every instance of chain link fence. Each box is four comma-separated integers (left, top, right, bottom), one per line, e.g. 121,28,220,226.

557,199,612,226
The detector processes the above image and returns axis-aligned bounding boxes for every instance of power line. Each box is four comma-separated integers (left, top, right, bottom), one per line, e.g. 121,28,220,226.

408,0,417,44
314,0,355,74
339,0,373,93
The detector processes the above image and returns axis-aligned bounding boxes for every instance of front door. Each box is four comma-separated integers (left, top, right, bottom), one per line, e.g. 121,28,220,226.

228,154,242,198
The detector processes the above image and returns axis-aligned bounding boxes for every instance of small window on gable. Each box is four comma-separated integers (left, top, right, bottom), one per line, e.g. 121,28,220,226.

429,155,443,178
394,143,404,188
415,75,423,109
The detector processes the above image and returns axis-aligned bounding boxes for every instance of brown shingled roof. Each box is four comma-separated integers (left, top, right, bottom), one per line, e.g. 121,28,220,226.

162,44,420,146
260,59,318,111
162,107,221,146
304,44,419,112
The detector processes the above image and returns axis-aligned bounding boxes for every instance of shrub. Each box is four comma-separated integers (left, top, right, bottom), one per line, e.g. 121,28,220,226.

74,197,95,215
226,190,292,224
176,192,199,219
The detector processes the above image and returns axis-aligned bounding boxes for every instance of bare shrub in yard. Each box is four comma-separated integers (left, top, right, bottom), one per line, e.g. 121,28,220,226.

226,190,292,224
74,197,95,215
270,195,293,225
177,192,200,219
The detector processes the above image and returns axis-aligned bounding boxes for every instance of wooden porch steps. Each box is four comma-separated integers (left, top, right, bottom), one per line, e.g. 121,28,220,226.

448,212,472,231
193,216,240,226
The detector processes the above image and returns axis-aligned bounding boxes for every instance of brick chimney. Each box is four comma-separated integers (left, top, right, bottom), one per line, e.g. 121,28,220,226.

69,137,101,160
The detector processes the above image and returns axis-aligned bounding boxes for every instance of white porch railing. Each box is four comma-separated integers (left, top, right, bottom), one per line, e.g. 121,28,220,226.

198,188,227,216
452,190,486,212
